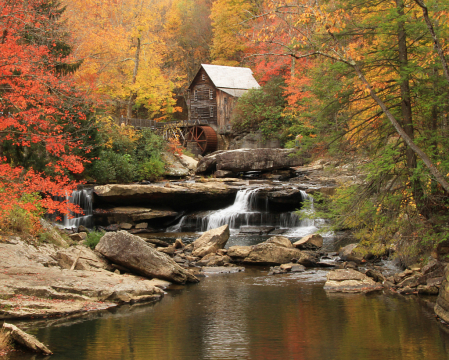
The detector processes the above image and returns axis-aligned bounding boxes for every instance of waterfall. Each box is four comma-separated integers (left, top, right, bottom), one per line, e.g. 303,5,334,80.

61,189,94,229
168,187,316,234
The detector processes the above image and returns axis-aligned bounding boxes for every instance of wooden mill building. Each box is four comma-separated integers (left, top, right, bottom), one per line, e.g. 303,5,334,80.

185,64,260,154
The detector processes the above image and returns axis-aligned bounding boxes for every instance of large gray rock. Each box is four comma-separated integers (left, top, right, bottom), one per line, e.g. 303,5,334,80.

227,239,318,266
324,269,383,293
162,152,190,177
3,323,52,355
196,148,303,174
339,243,363,263
96,231,198,284
192,225,230,258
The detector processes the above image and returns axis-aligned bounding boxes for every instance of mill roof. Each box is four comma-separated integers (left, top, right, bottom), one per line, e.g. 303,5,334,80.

197,64,260,90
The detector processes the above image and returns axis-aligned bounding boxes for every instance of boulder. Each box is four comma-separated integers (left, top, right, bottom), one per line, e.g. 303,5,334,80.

196,148,303,174
179,154,198,171
266,236,293,248
96,231,198,284
296,250,319,267
339,243,363,263
69,232,87,242
192,225,230,258
365,269,386,283
324,269,383,293
243,243,302,265
293,234,323,250
161,152,190,177
227,246,252,259
3,323,52,355
174,238,185,249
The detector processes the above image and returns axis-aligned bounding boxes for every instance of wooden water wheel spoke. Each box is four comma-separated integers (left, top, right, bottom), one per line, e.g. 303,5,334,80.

185,126,217,155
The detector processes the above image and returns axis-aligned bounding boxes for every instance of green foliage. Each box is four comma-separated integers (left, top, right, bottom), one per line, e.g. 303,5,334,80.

87,122,167,184
137,157,165,181
84,230,105,249
232,77,288,139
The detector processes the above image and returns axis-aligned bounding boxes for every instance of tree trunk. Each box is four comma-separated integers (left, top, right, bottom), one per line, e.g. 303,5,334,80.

396,0,429,216
127,37,141,119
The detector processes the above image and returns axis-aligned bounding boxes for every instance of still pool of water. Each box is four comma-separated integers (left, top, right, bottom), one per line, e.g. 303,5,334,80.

7,267,449,360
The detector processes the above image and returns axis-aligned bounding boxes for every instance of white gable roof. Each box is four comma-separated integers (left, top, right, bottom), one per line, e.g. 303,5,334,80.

201,64,260,90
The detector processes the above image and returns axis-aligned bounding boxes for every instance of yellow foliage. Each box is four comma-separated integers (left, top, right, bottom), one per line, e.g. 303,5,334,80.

63,0,178,117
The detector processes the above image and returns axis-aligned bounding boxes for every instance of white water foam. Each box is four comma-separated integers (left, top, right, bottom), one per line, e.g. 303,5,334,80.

168,187,320,236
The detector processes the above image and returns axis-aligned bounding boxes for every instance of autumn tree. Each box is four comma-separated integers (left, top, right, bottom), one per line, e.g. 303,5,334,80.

240,0,449,261
63,0,180,120
0,0,94,232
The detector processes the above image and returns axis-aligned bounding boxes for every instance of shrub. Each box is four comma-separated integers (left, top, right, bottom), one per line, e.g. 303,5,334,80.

89,150,136,183
0,193,43,235
137,156,165,181
84,230,105,249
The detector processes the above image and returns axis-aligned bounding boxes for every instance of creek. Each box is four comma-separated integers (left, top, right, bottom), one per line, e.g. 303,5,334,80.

20,185,449,359
9,264,449,360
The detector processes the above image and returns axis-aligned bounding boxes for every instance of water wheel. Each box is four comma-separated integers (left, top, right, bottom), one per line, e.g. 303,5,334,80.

185,126,217,155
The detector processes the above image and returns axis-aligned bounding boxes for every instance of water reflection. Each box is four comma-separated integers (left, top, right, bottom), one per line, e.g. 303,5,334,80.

8,268,449,360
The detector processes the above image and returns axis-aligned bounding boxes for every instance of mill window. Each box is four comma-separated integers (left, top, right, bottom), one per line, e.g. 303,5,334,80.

202,74,206,81
194,89,198,101
210,106,214,117
209,89,213,99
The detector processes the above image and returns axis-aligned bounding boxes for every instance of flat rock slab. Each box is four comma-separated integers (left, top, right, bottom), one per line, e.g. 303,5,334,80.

96,231,198,284
202,266,245,274
239,226,275,234
3,323,52,355
93,183,237,210
324,269,383,293
0,242,165,320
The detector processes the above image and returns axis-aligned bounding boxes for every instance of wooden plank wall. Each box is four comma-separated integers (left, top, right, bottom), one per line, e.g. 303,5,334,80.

190,69,217,124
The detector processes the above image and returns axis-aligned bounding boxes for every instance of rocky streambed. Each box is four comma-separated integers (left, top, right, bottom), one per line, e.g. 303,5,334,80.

2,222,449,358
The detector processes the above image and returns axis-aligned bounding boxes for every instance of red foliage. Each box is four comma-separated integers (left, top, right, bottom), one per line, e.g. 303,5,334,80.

0,0,88,224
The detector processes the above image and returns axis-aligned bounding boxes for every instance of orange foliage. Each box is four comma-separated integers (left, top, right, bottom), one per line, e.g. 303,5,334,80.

0,0,88,227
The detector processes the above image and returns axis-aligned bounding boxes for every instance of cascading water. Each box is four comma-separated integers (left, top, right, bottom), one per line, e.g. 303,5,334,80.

58,189,94,229
168,187,318,236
